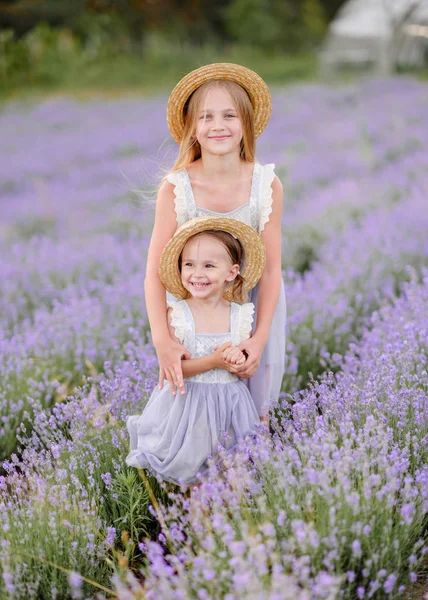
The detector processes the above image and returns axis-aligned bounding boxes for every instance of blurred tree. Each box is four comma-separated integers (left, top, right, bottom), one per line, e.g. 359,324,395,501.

0,0,346,52
0,0,85,36
224,0,283,51
302,0,327,42
224,0,327,52
319,0,346,20
0,0,231,46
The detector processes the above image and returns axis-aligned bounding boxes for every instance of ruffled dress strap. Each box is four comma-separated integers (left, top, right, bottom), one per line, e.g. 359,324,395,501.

258,163,276,233
248,163,261,230
230,302,255,345
167,300,189,346
166,170,197,226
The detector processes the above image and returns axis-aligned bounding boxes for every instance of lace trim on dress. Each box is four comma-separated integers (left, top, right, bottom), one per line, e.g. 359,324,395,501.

248,163,261,230
167,300,187,345
258,163,276,233
166,172,189,226
238,302,255,343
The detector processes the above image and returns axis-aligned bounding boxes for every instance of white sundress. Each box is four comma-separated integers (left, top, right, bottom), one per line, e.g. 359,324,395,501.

126,300,259,486
165,163,287,417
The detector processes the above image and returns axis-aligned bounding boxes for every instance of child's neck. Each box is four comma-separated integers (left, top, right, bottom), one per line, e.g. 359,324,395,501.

198,152,245,179
186,292,231,334
186,293,230,312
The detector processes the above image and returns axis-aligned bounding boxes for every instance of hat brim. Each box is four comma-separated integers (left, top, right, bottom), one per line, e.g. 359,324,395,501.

159,216,266,301
167,63,272,144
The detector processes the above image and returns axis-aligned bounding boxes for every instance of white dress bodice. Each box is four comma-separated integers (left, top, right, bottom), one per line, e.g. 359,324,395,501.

166,162,276,233
168,300,254,384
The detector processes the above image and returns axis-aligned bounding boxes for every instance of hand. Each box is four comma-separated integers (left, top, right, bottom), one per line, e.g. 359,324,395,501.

211,341,237,371
233,336,265,379
156,338,191,396
221,345,246,367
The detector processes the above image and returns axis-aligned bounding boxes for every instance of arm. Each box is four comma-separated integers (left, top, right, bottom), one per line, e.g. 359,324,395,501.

182,355,216,378
145,181,190,395
235,176,283,378
182,342,241,378
252,175,283,345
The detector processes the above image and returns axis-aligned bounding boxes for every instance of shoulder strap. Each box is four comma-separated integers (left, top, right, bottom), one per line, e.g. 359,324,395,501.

231,302,255,345
182,170,197,220
180,300,197,356
167,300,188,346
248,163,261,231
258,163,276,233
165,171,194,226
230,302,240,346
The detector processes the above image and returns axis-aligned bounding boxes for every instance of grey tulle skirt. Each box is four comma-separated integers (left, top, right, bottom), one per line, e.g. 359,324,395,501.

126,380,259,486
246,279,287,417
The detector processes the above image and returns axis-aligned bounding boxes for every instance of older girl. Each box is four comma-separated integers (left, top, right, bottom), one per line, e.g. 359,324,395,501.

145,63,286,423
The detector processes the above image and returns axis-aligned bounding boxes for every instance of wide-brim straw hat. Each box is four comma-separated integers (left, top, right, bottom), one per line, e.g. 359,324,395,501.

167,63,272,144
159,216,266,301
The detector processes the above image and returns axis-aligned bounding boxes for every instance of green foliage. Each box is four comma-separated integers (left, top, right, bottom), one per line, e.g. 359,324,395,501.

0,1,326,96
0,23,317,98
224,0,283,52
106,469,165,566
0,24,80,88
302,0,328,42
1,477,112,598
224,0,327,53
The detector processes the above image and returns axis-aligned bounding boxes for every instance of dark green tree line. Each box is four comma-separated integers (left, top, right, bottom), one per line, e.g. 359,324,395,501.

0,0,346,51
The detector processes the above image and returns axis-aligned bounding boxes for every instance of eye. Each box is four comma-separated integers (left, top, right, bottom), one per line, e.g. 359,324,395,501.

183,262,193,267
205,264,215,268
200,114,212,120
225,114,236,118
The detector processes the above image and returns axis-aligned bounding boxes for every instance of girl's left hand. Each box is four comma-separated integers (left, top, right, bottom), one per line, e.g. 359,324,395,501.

233,337,265,379
221,345,246,366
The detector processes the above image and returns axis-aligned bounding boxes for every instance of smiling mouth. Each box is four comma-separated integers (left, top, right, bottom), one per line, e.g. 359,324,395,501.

190,282,211,288
209,136,230,140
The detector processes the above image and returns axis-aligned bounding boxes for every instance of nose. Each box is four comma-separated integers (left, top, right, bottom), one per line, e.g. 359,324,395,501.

212,114,225,130
193,264,204,277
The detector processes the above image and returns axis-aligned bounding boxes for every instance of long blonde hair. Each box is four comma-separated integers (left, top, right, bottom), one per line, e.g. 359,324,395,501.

169,80,255,174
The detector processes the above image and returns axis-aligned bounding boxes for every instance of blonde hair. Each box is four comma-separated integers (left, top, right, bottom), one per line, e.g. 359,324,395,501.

169,80,255,174
179,230,248,303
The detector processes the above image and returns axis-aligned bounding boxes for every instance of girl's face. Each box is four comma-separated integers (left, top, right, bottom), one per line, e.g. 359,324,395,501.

180,234,239,300
195,86,243,157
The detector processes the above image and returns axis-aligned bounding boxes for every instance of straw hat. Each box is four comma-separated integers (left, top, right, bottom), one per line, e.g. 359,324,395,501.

159,216,266,301
167,63,272,144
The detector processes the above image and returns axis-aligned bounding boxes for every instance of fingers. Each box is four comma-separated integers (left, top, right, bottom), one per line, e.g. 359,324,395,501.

221,347,234,362
233,355,253,371
173,367,186,396
165,369,177,396
219,341,233,352
159,367,165,390
157,343,189,395
234,357,259,378
239,366,258,378
223,347,245,364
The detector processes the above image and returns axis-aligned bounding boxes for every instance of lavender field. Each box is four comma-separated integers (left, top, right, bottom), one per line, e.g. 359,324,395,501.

1,77,428,599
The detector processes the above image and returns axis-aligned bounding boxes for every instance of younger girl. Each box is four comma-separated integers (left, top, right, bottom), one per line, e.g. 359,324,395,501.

145,63,286,423
126,216,264,486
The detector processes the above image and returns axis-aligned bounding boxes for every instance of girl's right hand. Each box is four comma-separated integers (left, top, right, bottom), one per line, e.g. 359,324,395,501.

156,339,191,395
222,345,246,366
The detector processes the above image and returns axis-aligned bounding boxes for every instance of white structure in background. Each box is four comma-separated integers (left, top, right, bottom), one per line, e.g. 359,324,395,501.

320,0,428,74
